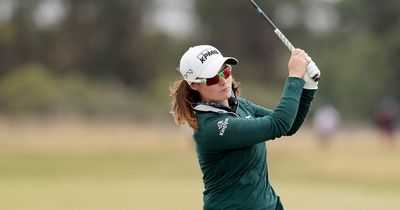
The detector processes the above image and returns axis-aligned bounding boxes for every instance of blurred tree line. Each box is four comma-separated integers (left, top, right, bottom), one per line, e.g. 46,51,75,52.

0,0,399,122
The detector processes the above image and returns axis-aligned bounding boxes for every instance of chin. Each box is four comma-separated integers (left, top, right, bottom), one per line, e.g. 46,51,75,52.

222,91,232,99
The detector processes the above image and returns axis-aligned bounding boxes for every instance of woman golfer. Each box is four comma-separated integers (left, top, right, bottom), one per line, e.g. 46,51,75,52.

170,45,318,210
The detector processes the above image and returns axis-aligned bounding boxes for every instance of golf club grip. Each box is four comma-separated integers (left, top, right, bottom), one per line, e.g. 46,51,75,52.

274,29,295,52
275,29,320,81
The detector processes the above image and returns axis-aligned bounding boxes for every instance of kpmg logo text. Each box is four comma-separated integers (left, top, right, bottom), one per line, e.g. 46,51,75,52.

197,48,220,63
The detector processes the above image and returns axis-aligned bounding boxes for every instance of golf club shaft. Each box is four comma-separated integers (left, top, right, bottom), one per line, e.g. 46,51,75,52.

248,0,320,81
249,0,295,52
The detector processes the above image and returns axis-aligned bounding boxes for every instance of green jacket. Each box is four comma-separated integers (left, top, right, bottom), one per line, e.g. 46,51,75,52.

192,77,316,210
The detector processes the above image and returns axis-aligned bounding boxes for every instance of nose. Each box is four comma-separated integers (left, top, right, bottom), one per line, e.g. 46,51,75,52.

218,76,227,86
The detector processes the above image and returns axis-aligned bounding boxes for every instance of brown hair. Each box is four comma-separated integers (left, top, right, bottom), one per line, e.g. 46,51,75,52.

170,79,240,130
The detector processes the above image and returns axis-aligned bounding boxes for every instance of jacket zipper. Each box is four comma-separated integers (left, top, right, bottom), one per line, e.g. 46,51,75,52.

224,100,240,118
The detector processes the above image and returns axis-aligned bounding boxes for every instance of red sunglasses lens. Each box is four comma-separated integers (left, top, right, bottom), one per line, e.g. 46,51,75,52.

223,68,231,78
206,75,219,86
205,67,231,86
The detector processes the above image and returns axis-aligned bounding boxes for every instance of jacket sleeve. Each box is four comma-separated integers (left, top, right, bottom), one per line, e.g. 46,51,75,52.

285,89,316,136
244,89,316,136
244,99,273,118
194,77,304,151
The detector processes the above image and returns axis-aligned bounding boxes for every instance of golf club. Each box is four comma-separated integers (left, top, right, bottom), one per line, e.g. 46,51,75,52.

248,0,320,81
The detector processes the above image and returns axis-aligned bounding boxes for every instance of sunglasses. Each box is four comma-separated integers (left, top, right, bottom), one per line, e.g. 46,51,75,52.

196,65,232,86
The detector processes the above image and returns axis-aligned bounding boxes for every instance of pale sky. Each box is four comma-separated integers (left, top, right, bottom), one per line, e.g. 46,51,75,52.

144,0,198,38
146,0,341,37
0,0,341,36
33,0,67,29
0,0,14,23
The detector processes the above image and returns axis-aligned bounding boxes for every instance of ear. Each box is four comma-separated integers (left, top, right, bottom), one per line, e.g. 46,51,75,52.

190,83,201,91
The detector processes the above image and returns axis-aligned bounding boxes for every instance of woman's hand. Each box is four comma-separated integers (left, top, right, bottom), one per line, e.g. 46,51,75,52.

288,48,308,78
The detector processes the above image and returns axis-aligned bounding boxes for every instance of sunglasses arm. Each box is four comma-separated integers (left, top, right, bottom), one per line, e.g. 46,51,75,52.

190,78,207,84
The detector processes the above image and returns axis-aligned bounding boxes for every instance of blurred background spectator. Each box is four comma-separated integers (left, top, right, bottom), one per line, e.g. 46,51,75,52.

312,101,341,148
375,96,399,144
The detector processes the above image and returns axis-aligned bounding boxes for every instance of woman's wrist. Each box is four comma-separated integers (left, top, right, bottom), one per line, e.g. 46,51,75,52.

288,74,304,78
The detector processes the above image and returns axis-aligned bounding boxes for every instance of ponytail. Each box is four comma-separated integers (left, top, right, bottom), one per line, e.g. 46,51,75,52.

170,80,201,130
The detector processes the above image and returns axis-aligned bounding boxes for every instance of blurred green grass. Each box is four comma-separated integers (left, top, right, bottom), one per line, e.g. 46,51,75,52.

0,120,399,210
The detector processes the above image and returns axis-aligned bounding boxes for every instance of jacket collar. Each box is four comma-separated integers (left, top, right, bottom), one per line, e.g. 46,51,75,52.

192,104,230,113
192,90,239,114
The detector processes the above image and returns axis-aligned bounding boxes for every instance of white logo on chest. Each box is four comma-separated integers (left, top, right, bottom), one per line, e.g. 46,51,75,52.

217,118,229,136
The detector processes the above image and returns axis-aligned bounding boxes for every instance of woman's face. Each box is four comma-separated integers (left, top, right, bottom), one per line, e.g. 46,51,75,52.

190,65,233,105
